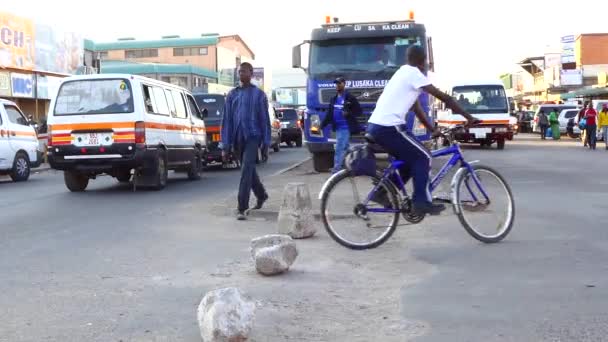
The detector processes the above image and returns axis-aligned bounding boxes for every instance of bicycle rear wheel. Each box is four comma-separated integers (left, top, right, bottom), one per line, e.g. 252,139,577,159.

320,170,400,250
452,164,515,243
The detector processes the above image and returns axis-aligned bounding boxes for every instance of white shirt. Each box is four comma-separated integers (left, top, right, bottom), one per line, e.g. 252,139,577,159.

368,65,431,126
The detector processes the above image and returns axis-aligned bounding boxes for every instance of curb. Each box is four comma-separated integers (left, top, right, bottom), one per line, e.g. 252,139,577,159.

271,157,312,177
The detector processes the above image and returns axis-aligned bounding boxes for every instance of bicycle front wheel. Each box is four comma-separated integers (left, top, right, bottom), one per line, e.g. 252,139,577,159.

320,170,400,250
452,164,515,243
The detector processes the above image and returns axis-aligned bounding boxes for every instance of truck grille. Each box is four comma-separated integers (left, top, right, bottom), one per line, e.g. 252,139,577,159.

320,88,384,104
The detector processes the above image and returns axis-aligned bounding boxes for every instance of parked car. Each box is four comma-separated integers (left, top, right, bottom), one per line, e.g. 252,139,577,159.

533,104,578,132
268,105,282,153
558,109,581,137
0,99,43,182
47,74,207,191
276,107,303,147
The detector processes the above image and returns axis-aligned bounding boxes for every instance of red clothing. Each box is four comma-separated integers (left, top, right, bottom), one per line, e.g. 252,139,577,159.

585,108,598,126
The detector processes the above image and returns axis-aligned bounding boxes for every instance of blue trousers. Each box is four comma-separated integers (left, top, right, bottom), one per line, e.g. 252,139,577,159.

367,123,432,205
237,137,266,212
333,128,351,173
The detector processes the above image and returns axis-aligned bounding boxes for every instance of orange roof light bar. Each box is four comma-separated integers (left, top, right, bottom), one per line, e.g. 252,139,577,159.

325,16,331,24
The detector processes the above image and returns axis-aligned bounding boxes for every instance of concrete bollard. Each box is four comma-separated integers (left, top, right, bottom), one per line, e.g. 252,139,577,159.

277,183,317,239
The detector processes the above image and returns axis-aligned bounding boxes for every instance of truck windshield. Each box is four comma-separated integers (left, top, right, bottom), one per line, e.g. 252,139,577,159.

309,36,423,78
54,79,134,115
194,94,225,124
452,85,508,114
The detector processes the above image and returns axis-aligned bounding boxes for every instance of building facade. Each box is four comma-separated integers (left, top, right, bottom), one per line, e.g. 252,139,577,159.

503,33,608,108
87,34,257,93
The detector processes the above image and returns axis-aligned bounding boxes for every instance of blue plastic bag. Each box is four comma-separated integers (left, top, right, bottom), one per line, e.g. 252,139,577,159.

546,127,552,138
579,118,587,130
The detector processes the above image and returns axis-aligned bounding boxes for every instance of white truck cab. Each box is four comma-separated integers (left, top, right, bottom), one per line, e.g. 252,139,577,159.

437,81,512,149
0,99,42,181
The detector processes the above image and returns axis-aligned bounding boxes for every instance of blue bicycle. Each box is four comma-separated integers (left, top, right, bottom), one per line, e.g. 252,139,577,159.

319,126,515,250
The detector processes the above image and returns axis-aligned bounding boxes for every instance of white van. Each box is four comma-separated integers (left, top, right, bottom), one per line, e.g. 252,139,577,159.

437,81,512,149
0,99,42,181
47,74,207,191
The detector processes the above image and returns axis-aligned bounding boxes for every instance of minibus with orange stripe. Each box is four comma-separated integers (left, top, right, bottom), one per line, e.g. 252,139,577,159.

47,74,207,191
436,81,513,150
0,99,43,182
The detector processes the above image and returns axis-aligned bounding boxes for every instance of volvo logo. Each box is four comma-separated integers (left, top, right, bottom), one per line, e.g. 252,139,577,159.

362,92,370,99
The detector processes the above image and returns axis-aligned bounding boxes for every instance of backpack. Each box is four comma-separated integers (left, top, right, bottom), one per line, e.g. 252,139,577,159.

344,144,377,177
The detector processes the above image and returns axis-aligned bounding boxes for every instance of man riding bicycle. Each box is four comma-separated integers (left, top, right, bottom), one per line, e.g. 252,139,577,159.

367,45,478,216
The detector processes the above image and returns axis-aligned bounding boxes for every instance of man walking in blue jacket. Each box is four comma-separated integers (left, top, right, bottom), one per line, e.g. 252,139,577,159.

221,62,271,220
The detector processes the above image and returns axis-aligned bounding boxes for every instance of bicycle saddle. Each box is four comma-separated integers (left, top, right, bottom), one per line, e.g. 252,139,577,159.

364,133,386,153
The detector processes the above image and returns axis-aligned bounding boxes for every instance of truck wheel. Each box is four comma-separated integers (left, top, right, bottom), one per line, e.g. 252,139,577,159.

64,170,89,192
497,139,506,150
10,152,30,182
313,152,334,173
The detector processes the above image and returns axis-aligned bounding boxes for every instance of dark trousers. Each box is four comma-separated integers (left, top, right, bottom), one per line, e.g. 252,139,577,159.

587,124,597,149
367,123,432,205
540,124,548,139
237,137,266,212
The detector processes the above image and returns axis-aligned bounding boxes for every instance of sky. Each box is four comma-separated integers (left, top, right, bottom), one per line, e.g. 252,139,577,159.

5,0,608,86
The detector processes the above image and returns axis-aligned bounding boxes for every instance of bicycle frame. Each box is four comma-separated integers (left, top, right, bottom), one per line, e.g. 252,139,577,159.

364,143,490,213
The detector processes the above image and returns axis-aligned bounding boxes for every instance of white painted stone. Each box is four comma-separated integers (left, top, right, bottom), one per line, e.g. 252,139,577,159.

250,234,298,276
277,183,317,239
197,287,256,342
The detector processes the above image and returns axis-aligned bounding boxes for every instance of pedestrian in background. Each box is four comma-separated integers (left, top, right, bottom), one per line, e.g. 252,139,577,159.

549,109,560,140
577,102,589,147
321,77,362,173
584,103,598,150
538,110,549,140
598,104,608,150
221,62,271,220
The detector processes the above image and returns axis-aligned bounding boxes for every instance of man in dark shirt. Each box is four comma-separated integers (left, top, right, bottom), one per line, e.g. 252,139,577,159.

320,77,362,173
221,62,271,220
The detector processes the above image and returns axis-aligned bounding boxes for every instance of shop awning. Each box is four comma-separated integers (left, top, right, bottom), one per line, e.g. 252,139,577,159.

561,86,608,99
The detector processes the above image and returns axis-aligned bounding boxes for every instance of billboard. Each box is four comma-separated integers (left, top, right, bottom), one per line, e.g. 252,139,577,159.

561,35,576,64
561,69,582,86
0,11,35,70
35,23,83,75
0,71,11,96
36,74,63,99
0,11,83,74
11,72,34,98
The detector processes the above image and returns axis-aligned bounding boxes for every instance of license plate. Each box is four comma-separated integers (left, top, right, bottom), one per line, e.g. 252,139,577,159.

75,133,112,146
469,128,491,139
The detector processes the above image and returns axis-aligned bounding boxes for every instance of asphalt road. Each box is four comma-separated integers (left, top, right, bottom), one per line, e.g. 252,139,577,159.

0,145,309,342
401,135,608,341
2,135,608,341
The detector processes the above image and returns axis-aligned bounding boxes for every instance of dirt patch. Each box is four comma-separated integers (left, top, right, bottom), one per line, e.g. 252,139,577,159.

205,160,438,341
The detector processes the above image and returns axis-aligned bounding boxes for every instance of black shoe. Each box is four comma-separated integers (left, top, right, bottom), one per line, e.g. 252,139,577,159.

237,211,247,220
413,202,446,216
253,193,269,210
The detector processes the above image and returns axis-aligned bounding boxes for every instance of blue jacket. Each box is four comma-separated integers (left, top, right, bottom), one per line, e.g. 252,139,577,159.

220,84,271,150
